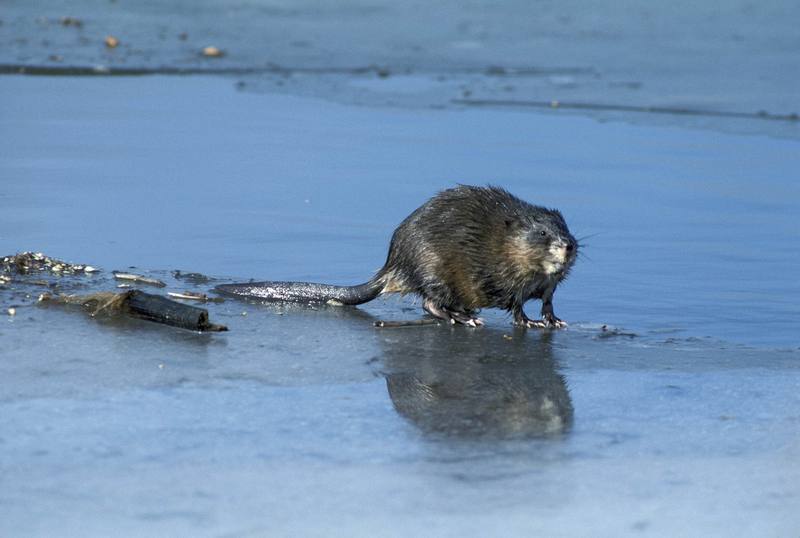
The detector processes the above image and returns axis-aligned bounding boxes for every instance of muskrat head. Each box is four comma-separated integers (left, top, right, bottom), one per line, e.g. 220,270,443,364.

525,210,578,276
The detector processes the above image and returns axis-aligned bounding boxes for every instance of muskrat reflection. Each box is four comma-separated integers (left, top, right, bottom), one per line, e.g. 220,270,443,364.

379,328,573,439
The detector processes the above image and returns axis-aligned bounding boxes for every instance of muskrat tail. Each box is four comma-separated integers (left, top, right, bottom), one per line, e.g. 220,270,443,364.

214,274,385,306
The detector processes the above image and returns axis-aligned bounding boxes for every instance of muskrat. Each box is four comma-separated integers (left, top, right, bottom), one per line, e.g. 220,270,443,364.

215,185,578,328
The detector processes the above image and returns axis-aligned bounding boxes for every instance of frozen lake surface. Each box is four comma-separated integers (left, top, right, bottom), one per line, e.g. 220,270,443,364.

1,75,798,537
2,0,800,532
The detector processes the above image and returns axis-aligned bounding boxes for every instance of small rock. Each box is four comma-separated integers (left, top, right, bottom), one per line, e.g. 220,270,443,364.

60,16,83,28
202,46,224,58
104,35,119,48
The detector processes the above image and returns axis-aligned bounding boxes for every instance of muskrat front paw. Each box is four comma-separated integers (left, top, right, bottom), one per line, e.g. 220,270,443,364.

515,314,568,329
543,313,568,328
516,318,548,329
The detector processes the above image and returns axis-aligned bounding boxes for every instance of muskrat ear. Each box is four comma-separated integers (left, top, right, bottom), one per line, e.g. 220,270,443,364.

504,219,513,228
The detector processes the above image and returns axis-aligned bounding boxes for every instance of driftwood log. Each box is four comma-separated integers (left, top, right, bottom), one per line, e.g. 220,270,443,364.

44,290,227,332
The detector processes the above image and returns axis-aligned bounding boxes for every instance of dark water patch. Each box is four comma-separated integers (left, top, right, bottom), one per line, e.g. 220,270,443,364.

454,98,800,123
0,63,595,78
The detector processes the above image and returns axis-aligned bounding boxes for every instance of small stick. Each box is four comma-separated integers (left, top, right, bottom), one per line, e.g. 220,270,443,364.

168,291,208,301
374,318,440,328
168,291,225,303
113,271,166,287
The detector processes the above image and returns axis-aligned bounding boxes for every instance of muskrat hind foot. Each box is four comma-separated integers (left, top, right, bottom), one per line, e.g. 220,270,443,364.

423,298,484,328
450,311,485,328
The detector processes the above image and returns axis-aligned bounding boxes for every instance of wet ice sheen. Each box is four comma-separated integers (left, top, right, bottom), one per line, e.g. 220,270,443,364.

1,76,799,537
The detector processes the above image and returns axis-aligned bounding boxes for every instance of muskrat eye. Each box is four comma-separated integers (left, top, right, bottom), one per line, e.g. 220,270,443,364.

539,230,547,237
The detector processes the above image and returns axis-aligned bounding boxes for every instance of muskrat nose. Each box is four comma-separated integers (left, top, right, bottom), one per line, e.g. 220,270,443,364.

565,243,574,253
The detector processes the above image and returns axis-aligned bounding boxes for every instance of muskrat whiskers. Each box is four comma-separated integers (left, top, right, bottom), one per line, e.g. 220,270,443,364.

576,232,600,244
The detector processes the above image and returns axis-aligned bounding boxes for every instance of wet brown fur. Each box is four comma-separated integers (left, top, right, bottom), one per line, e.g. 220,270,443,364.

374,185,578,326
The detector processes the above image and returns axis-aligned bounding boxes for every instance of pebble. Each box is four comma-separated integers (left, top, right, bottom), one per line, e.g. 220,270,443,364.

202,46,224,57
